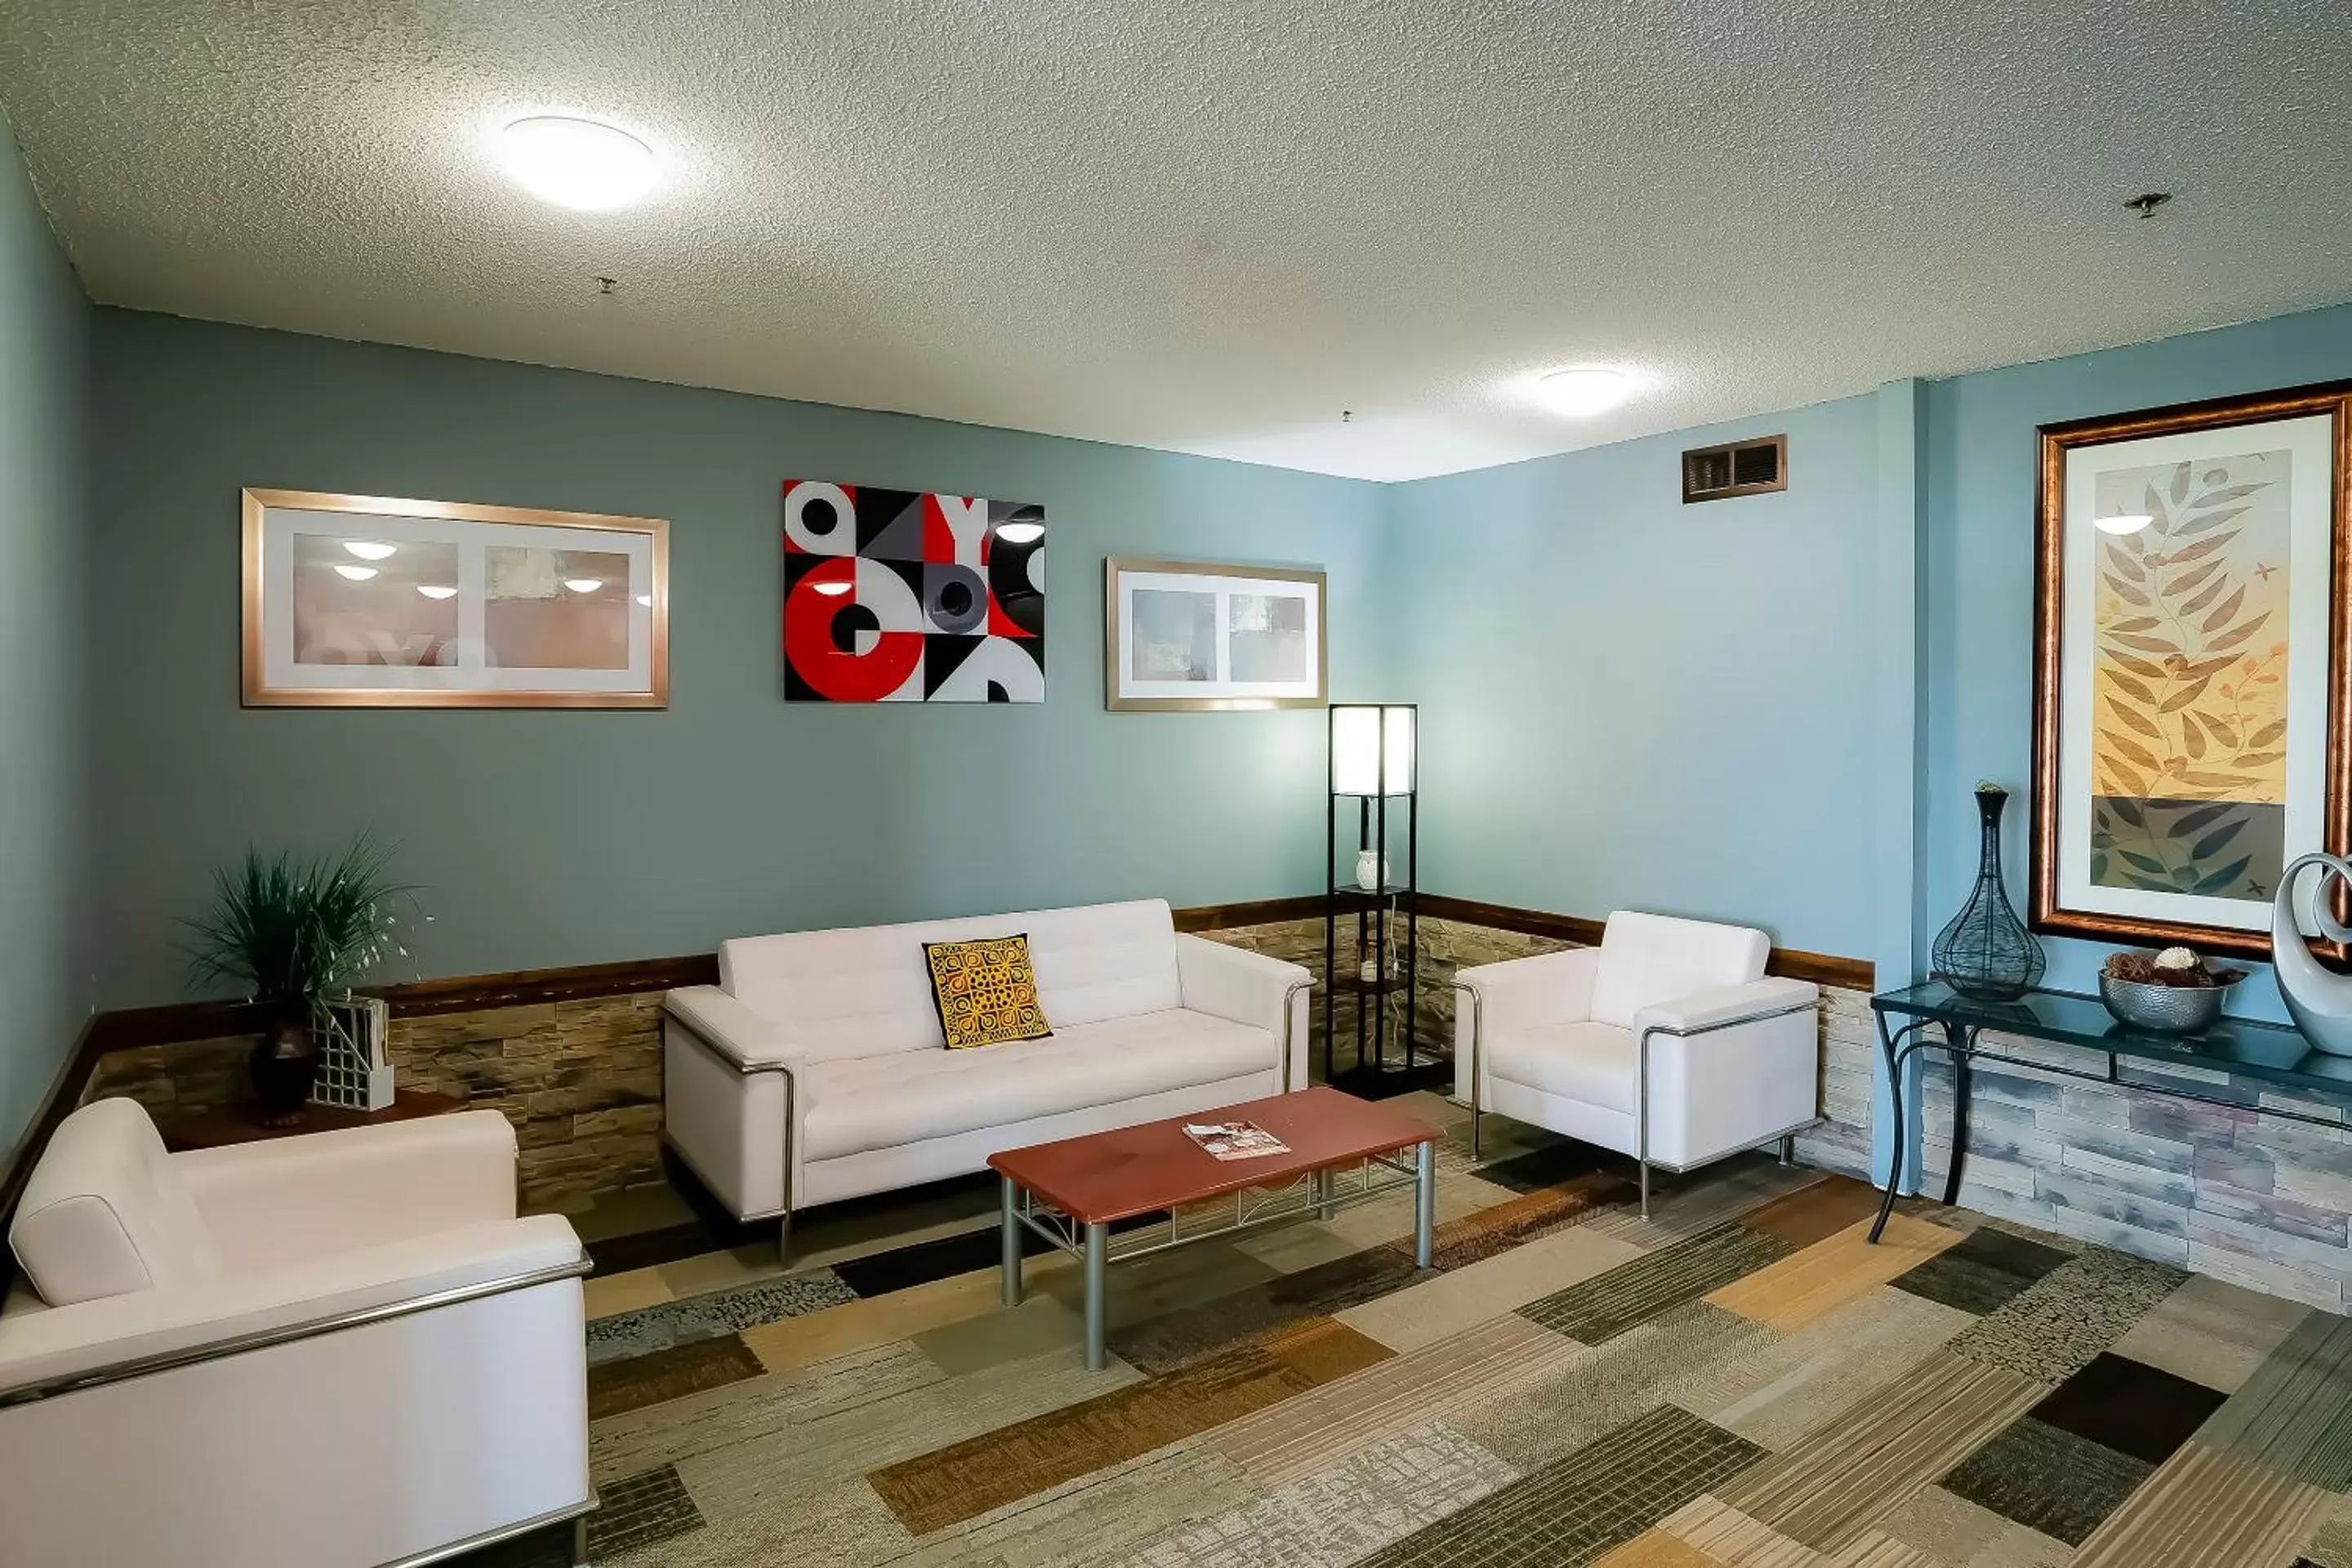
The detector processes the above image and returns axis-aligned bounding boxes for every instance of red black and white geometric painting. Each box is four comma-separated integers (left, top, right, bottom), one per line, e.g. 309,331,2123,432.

782,481,1046,703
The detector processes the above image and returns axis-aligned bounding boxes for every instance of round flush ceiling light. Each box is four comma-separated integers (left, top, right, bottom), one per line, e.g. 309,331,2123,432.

563,577,604,594
1533,367,1639,417
416,584,459,599
341,540,398,561
995,522,1045,545
2096,511,2155,535
497,117,658,211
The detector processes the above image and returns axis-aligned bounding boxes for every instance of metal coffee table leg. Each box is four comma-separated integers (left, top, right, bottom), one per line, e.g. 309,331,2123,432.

1414,1139,1437,1268
1083,1221,1109,1371
1000,1175,1023,1307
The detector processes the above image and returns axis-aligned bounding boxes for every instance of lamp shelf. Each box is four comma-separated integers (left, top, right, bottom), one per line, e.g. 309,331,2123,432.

1332,882,1411,900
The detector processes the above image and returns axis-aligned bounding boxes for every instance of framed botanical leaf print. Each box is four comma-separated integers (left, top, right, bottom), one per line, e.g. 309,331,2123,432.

2031,381,2352,961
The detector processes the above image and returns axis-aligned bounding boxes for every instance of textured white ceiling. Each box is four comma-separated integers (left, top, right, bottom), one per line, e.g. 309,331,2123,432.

4,2,2350,481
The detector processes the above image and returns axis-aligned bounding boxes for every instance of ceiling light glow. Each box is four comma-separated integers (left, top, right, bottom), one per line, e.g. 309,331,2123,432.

635,594,653,608
812,581,853,597
497,116,658,212
1533,367,1639,417
2096,512,2155,535
995,522,1045,545
563,577,604,594
416,584,459,599
332,564,379,581
341,541,398,561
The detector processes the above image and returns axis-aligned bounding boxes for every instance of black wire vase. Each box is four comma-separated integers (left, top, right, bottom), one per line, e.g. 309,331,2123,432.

1932,783,2046,1001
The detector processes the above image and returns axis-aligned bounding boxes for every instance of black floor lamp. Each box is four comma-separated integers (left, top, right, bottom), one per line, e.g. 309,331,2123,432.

1322,702,1419,1088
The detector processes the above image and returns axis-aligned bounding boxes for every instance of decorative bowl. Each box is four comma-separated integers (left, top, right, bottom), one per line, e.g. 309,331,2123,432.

2097,972,2238,1034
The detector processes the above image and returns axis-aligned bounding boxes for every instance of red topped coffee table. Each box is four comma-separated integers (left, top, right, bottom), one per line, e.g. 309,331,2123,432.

990,1086,1441,1369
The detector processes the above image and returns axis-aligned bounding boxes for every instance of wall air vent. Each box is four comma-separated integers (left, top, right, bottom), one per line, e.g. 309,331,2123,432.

1682,434,1787,503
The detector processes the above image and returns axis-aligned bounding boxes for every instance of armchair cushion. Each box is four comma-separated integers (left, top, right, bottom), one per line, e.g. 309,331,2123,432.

175,1111,519,1272
1630,977,1818,1035
1486,1022,1637,1114
1589,911,1770,1029
11,1099,221,1307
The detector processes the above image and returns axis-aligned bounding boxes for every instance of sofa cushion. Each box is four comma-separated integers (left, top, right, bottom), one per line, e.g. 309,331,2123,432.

1485,1022,1638,1115
721,899,1183,1063
798,1007,1276,1160
1588,911,1770,1030
10,1098,222,1306
924,934,1052,1049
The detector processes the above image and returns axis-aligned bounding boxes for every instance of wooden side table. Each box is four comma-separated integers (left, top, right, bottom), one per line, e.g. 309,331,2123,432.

154,1089,470,1152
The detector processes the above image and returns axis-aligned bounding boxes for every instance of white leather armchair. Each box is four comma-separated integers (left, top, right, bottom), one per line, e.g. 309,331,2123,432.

1453,911,1820,1214
0,1098,594,1568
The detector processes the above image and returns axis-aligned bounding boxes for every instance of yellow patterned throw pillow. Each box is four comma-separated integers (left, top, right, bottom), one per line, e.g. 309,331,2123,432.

923,934,1053,1049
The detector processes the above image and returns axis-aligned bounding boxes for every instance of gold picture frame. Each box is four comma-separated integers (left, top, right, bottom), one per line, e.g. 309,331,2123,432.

1104,557,1327,711
242,488,670,708
2029,381,2352,962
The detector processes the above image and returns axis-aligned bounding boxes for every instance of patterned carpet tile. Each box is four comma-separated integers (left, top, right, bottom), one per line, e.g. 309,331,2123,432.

1939,1417,2152,1547
1717,1348,2047,1553
1655,1493,1940,1566
1125,1423,1518,1568
1388,1172,1634,1270
1890,1227,2073,1316
2199,1309,2352,1490
1452,1302,1775,1474
2069,1440,2328,1568
1946,1247,2187,1382
1108,1243,1423,1374
1702,1286,1978,1454
946,1441,1261,1568
2109,1272,2311,1395
589,1463,705,1558
2025,1352,2224,1467
1872,1486,2072,1568
1339,1223,1645,1354
1351,1405,1766,1568
1580,1165,1829,1250
584,1269,859,1365
1523,1223,1795,1344
590,1339,948,1484
1473,1139,1619,1195
1738,1175,1891,1250
867,1317,1390,1535
1707,1214,1964,1332
1590,1531,1721,1567
1211,1313,1587,1484
588,1334,768,1421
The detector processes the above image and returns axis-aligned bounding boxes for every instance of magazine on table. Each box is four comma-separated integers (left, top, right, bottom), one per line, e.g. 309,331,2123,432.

1182,1120,1290,1161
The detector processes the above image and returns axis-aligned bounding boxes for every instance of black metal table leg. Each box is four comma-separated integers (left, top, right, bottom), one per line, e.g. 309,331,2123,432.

1941,1023,1974,1206
1868,1014,1929,1245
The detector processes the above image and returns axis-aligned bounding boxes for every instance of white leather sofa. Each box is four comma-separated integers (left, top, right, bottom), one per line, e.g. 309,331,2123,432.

664,898,1314,1245
0,1098,593,1568
1454,911,1820,1214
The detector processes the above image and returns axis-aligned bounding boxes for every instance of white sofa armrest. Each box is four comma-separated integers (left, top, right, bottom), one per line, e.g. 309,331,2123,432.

0,1214,583,1402
666,985,805,1070
1454,948,1603,1105
1175,934,1314,1090
1631,977,1819,1036
176,1110,517,1269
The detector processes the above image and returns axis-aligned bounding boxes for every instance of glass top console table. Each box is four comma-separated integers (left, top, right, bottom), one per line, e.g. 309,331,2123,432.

1866,980,2352,1245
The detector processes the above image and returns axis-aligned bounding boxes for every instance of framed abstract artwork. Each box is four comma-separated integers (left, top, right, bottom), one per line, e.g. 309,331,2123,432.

242,488,668,708
1104,558,1325,711
782,481,1045,702
2030,381,2352,960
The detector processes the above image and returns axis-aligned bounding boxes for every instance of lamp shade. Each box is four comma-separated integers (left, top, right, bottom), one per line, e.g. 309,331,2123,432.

1332,704,1414,795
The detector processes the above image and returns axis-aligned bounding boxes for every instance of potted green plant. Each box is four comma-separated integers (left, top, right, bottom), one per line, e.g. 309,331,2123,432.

184,836,418,1125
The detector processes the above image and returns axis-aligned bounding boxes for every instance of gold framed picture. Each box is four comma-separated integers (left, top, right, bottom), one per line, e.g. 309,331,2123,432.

1103,558,1326,711
2029,381,2352,961
241,488,669,709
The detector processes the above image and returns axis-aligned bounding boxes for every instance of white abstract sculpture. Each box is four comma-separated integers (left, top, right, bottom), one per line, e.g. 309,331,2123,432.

2270,852,2352,1057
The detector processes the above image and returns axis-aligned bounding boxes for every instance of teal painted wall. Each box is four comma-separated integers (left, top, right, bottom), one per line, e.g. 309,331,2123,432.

1922,301,2352,1026
89,310,1390,1008
0,118,89,1149
1381,390,1918,967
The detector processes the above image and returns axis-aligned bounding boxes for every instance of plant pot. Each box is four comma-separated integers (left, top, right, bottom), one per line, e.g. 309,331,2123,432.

249,1006,320,1127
